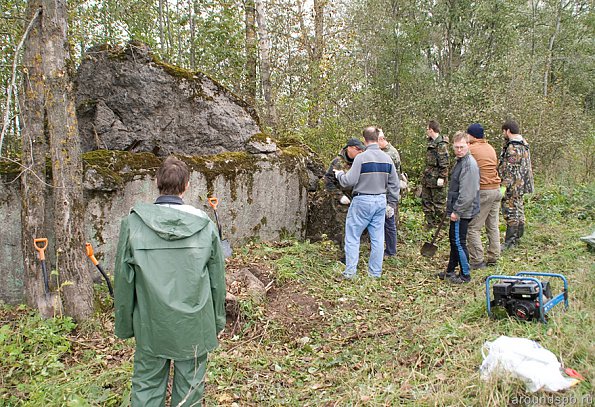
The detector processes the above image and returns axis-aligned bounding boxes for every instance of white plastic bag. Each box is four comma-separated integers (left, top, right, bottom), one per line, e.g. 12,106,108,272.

480,336,577,392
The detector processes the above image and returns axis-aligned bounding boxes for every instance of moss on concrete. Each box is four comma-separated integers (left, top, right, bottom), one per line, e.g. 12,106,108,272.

249,132,276,143
182,152,261,200
82,150,162,185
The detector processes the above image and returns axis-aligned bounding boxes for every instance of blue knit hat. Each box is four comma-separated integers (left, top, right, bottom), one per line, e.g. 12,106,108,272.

467,123,484,139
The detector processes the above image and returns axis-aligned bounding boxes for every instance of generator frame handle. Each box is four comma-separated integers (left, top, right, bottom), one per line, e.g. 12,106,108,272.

515,272,568,312
485,272,569,324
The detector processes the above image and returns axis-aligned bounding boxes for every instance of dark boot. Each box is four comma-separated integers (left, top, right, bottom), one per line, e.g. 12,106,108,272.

503,225,519,250
518,223,525,239
437,271,456,280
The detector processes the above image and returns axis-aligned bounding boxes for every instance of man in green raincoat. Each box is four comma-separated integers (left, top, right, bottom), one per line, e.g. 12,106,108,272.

114,156,226,406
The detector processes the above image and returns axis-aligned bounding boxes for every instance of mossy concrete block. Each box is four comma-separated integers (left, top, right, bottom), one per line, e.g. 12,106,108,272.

1,149,314,304
0,182,24,305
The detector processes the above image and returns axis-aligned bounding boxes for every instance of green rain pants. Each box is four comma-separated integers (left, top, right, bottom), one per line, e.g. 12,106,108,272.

131,350,208,406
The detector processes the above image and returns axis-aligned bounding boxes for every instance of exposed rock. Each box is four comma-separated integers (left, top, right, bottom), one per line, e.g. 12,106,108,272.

245,137,277,154
226,268,267,305
75,42,261,156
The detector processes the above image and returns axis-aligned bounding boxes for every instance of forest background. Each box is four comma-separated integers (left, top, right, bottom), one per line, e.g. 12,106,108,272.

1,0,594,178
0,0,594,405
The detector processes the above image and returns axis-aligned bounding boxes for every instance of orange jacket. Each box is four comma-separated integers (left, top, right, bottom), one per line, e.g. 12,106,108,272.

469,138,501,190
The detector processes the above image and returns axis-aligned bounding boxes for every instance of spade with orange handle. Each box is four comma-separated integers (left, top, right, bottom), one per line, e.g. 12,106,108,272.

33,238,50,294
85,242,114,298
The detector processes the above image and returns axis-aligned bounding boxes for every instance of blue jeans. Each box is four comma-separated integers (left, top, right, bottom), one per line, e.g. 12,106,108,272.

447,219,471,279
384,210,397,256
343,194,386,278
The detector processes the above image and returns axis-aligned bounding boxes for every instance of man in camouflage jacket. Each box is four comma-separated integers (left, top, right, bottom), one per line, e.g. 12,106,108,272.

498,120,534,249
421,120,450,230
324,138,365,256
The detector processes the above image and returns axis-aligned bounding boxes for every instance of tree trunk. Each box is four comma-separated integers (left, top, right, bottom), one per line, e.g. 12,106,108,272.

245,0,257,105
176,0,182,66
41,0,94,321
158,0,167,53
189,0,196,69
543,0,563,97
20,1,55,317
255,0,277,127
165,0,175,58
307,0,325,128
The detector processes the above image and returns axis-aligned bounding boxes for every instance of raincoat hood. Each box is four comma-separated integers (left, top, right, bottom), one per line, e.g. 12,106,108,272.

131,203,211,241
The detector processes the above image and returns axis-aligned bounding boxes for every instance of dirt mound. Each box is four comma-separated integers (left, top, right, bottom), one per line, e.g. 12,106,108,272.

224,257,329,337
266,284,328,336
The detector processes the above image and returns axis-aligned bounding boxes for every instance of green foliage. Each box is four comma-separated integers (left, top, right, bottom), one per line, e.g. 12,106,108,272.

206,180,594,405
0,306,130,406
0,309,76,403
0,0,27,156
527,182,595,222
4,0,593,181
0,180,593,405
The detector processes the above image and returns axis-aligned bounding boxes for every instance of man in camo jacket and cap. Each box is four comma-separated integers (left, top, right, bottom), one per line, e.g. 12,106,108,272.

324,138,365,260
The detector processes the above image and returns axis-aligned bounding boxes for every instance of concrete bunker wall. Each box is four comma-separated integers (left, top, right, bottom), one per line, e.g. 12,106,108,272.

0,149,311,304
0,42,328,305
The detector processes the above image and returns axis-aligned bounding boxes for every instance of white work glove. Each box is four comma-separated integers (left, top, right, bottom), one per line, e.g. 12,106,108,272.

339,195,351,205
437,178,444,187
400,173,408,190
385,205,395,218
333,169,342,178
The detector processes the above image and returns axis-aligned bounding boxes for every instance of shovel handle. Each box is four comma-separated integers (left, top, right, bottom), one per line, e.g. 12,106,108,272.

430,212,448,245
33,238,48,261
208,197,219,209
85,242,99,266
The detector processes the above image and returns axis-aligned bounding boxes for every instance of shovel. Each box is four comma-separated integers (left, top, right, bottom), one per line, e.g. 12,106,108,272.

85,242,114,298
420,212,448,257
33,238,50,294
208,197,233,258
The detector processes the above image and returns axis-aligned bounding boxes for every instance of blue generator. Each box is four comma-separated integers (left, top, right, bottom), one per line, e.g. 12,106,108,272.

485,272,568,323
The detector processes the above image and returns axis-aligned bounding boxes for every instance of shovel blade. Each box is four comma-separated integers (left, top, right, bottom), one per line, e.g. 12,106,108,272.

222,239,232,258
420,242,438,257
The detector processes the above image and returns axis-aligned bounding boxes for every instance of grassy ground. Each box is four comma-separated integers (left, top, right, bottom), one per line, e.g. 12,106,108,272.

1,182,593,406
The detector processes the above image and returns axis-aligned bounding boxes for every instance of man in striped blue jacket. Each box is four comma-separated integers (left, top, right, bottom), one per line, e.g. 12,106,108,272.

334,126,400,279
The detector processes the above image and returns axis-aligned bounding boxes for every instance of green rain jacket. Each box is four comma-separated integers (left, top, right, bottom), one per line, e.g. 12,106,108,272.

114,202,226,360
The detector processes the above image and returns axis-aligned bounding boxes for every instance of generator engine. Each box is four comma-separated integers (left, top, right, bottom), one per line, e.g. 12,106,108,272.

491,279,553,321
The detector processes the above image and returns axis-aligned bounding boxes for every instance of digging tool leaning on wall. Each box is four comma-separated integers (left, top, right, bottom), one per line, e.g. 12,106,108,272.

114,156,226,406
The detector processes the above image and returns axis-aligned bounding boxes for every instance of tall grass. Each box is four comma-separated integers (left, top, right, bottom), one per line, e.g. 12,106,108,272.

1,183,593,406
